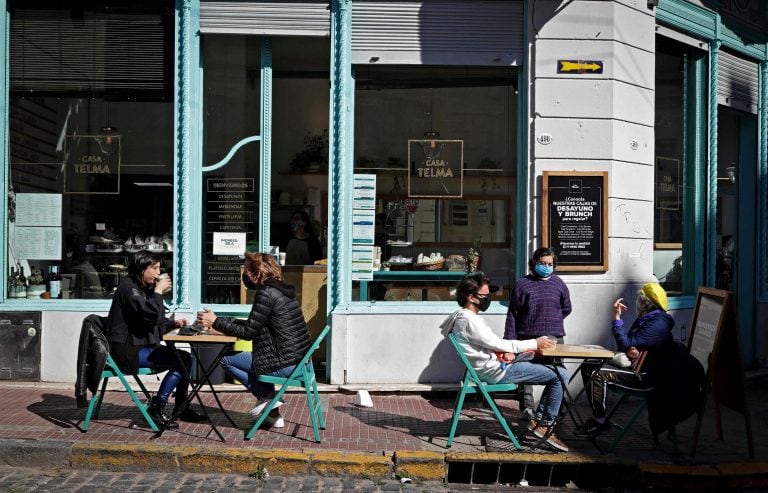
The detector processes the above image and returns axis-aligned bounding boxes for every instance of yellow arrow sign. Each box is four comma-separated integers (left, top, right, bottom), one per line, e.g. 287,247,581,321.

557,60,603,74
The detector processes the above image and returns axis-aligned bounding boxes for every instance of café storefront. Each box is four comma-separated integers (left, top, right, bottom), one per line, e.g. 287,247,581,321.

1,0,767,384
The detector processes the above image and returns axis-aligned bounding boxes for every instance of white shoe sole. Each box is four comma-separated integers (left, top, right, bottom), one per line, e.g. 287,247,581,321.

249,399,284,419
263,416,285,428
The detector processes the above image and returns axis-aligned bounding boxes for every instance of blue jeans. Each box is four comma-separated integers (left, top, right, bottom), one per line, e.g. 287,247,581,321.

497,361,568,426
220,351,296,399
137,346,190,404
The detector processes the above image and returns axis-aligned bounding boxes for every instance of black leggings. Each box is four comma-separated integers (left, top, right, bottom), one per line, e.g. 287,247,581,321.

581,363,653,418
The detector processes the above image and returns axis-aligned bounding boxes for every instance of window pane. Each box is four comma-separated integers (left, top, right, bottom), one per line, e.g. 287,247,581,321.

201,35,262,304
654,37,696,296
8,1,174,300
353,66,517,302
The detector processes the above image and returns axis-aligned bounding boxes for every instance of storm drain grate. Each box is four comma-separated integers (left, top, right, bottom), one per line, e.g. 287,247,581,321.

446,460,636,489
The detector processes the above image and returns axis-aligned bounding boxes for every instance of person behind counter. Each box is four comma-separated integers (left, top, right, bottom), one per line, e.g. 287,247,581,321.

283,209,322,265
197,252,312,429
106,250,205,429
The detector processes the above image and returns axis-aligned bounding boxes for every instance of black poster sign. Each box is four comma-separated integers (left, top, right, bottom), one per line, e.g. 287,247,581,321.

63,135,121,194
542,171,608,271
407,139,463,198
205,178,255,285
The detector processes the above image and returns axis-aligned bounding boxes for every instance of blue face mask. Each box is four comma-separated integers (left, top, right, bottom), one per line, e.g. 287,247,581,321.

533,263,553,278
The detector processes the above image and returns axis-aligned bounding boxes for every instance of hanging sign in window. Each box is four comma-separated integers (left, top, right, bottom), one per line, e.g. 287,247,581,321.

63,135,121,194
542,171,608,271
407,139,463,198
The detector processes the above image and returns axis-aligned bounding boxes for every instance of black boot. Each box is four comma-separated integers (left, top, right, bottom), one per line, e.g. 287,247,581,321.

148,396,178,430
173,402,207,423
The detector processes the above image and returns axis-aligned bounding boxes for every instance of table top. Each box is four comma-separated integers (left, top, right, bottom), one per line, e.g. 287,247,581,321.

163,329,238,343
539,344,614,359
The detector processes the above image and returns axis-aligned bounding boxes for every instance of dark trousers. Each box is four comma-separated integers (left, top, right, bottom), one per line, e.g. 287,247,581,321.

580,363,653,418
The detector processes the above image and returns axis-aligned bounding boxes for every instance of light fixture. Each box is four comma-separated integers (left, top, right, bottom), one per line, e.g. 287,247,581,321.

100,126,119,145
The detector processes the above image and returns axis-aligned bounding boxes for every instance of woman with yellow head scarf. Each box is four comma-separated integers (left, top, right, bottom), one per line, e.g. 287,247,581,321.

580,282,678,436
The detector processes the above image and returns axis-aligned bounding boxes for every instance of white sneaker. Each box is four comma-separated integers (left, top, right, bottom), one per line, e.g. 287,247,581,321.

262,414,285,428
249,398,284,419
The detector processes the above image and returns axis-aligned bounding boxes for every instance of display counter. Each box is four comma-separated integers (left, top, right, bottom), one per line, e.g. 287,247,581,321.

358,270,467,301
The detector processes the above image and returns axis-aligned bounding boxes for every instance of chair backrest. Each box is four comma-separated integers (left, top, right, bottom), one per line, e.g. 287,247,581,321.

300,325,330,366
447,332,483,384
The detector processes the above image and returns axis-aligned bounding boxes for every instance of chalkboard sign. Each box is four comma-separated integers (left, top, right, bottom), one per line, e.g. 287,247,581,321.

542,171,608,271
688,287,753,458
687,289,727,374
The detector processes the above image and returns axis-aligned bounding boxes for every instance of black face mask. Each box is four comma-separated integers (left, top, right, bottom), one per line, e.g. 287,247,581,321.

474,295,491,312
242,272,257,290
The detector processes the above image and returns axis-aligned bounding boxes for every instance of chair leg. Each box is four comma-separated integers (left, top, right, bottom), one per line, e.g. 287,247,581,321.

133,375,153,402
114,371,160,432
447,385,469,448
607,398,647,453
82,377,108,431
304,376,322,443
308,364,326,429
478,387,522,450
92,376,109,420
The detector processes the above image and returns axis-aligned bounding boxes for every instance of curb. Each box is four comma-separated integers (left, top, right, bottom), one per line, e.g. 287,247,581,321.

0,438,765,488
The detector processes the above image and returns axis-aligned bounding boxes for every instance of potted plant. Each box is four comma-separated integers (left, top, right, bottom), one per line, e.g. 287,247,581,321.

290,129,328,173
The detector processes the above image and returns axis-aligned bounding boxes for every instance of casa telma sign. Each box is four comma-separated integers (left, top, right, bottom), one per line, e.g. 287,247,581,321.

64,135,121,194
407,139,463,198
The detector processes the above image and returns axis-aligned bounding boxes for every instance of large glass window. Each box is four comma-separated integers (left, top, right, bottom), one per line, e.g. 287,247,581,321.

353,66,517,301
7,1,174,300
653,36,705,296
201,35,329,305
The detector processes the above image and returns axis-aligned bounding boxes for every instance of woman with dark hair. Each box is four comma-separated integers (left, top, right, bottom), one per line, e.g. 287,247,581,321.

503,246,572,421
106,250,205,428
197,252,312,428
283,209,322,265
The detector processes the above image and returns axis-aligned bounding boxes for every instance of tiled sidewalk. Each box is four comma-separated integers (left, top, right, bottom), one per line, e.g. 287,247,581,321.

0,378,764,463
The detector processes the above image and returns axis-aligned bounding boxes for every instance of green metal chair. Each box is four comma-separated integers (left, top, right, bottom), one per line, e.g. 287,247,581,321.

245,325,330,442
82,354,160,432
446,333,522,449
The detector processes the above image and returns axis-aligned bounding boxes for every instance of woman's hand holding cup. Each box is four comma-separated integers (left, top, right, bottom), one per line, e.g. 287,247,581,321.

536,335,557,350
154,273,171,295
196,307,217,328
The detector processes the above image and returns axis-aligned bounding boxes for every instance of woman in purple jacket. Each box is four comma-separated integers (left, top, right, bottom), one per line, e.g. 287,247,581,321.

504,247,572,420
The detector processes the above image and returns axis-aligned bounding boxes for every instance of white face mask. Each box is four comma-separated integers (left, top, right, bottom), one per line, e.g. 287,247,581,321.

636,296,650,315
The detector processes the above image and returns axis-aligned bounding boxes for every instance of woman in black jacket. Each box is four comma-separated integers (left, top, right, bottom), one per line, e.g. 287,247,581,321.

107,250,205,428
197,252,311,428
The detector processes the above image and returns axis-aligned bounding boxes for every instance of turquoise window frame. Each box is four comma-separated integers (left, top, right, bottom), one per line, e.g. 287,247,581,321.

657,0,768,307
0,0,196,312
334,0,528,312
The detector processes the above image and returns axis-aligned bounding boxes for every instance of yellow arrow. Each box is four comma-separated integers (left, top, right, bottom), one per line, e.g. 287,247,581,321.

559,61,601,72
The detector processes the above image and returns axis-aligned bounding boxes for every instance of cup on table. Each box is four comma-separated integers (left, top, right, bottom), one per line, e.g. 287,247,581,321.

279,252,287,266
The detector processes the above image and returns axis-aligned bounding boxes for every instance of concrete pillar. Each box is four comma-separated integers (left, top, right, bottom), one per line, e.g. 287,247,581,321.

528,0,657,344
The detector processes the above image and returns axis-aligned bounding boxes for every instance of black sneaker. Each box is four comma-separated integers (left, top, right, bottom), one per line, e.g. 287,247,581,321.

580,417,611,436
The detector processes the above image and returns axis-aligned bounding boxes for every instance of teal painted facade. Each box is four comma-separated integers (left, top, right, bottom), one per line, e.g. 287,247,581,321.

0,0,767,382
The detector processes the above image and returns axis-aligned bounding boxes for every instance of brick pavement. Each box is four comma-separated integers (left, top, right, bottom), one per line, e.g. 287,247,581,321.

0,377,765,489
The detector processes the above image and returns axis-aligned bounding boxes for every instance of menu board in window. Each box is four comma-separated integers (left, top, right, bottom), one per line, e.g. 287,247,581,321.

542,171,608,271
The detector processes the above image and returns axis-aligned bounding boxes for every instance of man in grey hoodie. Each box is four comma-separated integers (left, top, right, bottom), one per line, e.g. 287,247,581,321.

440,272,570,452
